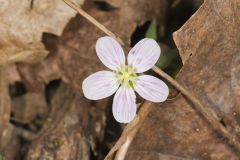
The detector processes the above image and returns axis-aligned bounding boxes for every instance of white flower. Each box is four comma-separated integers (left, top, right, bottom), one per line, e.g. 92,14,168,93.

82,36,169,123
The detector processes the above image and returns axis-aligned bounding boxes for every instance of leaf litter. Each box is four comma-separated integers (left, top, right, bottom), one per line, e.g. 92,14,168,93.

1,0,240,160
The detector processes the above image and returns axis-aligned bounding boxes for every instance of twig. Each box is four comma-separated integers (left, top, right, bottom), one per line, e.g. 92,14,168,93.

105,101,153,160
114,137,131,160
62,0,240,157
0,68,11,148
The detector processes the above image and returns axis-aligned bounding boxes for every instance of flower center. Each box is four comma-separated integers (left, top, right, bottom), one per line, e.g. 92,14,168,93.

116,65,138,90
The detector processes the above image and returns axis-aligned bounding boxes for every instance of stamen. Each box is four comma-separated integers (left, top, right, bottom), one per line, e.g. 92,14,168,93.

128,80,135,90
116,65,137,89
117,71,123,75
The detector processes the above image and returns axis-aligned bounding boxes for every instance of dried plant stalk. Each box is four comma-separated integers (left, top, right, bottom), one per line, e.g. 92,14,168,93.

0,68,12,151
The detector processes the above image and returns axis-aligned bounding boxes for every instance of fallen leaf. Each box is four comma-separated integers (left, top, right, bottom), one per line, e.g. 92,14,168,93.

173,0,240,136
0,0,84,66
26,82,108,160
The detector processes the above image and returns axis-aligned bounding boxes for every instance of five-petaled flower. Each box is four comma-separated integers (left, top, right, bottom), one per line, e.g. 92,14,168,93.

82,36,169,123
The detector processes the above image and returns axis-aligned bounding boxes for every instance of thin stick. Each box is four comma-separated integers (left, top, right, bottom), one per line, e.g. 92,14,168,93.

63,0,240,156
105,101,153,160
0,68,11,148
114,137,131,160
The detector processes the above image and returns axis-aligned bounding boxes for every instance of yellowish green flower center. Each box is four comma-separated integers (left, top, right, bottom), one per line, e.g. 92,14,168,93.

116,65,138,90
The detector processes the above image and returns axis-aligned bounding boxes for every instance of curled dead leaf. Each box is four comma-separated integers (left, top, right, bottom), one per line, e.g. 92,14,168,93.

0,0,84,66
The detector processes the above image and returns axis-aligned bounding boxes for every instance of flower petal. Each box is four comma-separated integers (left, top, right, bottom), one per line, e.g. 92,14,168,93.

96,36,125,70
113,87,136,123
82,71,119,100
135,75,169,102
127,38,160,73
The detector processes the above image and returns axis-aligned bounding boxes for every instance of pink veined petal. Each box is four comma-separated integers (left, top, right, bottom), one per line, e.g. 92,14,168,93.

135,75,169,102
127,38,160,73
82,71,119,100
112,87,136,123
96,36,125,71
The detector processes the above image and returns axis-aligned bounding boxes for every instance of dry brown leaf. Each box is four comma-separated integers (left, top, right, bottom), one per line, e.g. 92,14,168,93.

174,0,240,136
26,83,108,160
0,0,84,66
173,0,240,64
123,0,240,159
